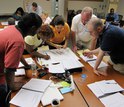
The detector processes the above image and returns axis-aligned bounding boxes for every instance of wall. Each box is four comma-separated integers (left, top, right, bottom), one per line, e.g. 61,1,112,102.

117,0,124,19
0,0,23,15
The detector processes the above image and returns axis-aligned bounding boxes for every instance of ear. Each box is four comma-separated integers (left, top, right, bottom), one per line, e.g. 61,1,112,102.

97,26,102,33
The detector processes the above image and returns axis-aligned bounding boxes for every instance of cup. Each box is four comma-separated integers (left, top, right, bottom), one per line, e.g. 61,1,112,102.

51,99,60,107
31,63,37,77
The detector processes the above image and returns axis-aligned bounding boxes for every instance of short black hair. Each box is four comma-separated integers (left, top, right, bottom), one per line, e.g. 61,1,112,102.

18,13,42,36
15,7,25,16
32,2,38,7
50,15,65,27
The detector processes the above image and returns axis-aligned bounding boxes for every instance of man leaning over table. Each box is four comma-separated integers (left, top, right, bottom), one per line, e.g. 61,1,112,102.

71,7,97,52
83,17,124,76
0,13,42,107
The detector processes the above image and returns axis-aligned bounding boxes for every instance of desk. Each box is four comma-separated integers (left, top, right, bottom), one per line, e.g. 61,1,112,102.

73,58,124,107
10,55,88,107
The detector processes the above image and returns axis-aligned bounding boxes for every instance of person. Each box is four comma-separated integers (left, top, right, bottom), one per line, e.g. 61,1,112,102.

71,7,97,52
0,13,42,106
28,2,42,16
24,25,54,59
41,12,52,25
83,17,124,76
8,17,15,25
106,8,119,23
47,15,70,49
13,7,26,21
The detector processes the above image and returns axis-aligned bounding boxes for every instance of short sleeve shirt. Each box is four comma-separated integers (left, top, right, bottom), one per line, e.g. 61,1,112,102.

0,26,24,83
100,24,124,64
50,23,70,44
24,34,42,49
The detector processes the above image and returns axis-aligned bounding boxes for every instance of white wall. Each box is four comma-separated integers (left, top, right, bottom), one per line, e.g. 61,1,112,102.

117,0,124,19
0,0,23,15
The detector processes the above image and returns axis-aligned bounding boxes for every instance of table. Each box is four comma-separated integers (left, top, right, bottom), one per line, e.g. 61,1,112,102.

73,58,124,107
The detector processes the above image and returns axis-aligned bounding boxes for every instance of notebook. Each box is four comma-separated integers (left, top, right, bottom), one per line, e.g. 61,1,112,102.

41,83,64,106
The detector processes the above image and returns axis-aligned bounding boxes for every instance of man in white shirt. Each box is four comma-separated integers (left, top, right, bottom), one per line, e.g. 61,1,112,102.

71,7,97,52
28,2,42,16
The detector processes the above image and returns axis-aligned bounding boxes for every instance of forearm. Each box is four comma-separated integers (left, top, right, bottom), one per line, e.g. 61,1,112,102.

90,37,97,50
46,41,57,48
94,49,105,70
91,48,100,54
71,31,76,47
5,68,23,91
20,56,30,67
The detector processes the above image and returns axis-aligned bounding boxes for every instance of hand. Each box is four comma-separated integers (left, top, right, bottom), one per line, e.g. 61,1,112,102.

93,69,107,76
62,45,67,49
44,55,50,60
73,46,77,52
55,45,63,49
83,51,93,58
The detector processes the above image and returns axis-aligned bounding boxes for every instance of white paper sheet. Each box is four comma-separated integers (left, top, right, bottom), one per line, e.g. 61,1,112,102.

15,68,25,76
100,93,124,107
41,83,64,106
10,89,43,107
1,21,8,25
22,78,51,92
80,55,97,62
88,60,108,68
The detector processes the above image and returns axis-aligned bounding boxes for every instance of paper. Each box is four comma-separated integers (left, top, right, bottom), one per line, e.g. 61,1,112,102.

22,78,51,92
41,83,64,106
1,21,8,25
80,55,97,62
10,89,43,107
100,93,124,107
87,80,124,98
38,48,83,71
96,80,124,94
49,63,65,73
18,57,35,68
15,68,25,76
88,60,108,68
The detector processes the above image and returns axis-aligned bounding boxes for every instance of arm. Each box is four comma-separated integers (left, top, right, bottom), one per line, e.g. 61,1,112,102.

63,32,69,49
71,31,77,52
93,48,107,76
25,43,50,60
5,68,24,91
90,37,97,50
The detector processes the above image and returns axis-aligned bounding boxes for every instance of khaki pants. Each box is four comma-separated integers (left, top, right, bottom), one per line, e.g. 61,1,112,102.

108,57,124,74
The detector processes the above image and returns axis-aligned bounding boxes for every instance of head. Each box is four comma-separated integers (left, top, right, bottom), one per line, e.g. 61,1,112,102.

110,8,114,14
8,17,15,25
81,7,93,25
32,2,38,11
87,17,104,38
50,15,65,33
15,7,24,16
41,12,48,20
37,25,54,41
18,13,42,37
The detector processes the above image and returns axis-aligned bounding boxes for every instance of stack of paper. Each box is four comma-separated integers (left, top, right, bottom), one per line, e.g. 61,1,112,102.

18,57,35,68
80,54,97,62
41,83,64,106
15,68,25,76
37,48,83,73
100,93,124,107
87,80,124,98
10,78,51,107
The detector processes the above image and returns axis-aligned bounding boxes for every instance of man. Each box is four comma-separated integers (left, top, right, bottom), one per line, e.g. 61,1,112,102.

28,2,42,16
71,7,96,52
106,8,119,22
0,13,42,106
84,17,124,76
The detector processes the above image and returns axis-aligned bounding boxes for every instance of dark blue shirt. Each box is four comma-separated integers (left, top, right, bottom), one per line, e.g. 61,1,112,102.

99,24,124,64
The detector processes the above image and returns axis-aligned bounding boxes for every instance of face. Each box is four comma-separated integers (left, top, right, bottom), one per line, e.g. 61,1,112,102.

81,12,92,25
55,25,64,33
32,6,37,11
87,24,99,38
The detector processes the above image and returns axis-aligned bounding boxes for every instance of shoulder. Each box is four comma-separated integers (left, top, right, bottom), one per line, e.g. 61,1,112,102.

64,23,70,32
72,14,81,23
24,35,34,45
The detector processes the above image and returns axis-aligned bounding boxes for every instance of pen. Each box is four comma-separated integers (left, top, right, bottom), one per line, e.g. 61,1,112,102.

86,59,96,62
52,62,60,65
105,82,117,84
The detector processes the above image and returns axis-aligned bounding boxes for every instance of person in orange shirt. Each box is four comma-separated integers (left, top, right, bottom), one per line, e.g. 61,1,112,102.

46,15,70,49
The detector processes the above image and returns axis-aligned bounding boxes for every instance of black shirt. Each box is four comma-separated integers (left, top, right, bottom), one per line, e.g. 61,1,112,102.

99,24,124,64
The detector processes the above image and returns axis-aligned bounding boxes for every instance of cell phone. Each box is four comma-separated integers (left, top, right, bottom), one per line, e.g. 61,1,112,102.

38,72,47,78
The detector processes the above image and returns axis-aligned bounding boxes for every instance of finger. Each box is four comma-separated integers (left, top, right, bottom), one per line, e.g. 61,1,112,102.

99,71,107,76
94,70,100,76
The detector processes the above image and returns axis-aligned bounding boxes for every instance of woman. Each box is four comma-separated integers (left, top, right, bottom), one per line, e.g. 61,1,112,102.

13,7,26,20
24,25,54,60
47,15,70,49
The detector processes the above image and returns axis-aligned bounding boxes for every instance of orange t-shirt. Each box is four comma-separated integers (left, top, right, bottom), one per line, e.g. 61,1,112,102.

50,23,70,44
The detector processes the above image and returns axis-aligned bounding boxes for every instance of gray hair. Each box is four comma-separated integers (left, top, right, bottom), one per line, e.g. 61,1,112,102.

81,7,93,15
88,17,103,30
